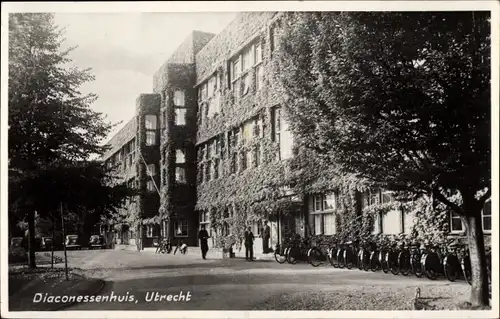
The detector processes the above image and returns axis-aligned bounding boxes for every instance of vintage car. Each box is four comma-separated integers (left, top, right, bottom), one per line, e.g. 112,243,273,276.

9,237,27,262
65,235,82,250
88,235,106,249
40,237,53,251
10,237,24,248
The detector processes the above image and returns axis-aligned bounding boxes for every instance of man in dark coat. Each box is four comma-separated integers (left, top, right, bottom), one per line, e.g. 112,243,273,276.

244,226,255,261
262,220,271,254
198,225,209,260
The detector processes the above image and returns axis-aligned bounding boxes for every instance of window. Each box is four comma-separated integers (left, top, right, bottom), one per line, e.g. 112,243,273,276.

324,214,335,235
314,215,322,235
255,65,264,91
482,200,491,232
272,107,281,143
145,115,157,130
253,146,261,167
147,164,156,176
241,73,251,96
242,47,253,72
381,191,394,204
175,167,186,183
174,108,187,126
314,195,322,212
146,131,156,146
323,193,336,211
174,90,185,106
147,180,156,192
176,149,185,164
270,24,281,53
232,58,241,80
383,208,403,235
369,189,380,206
450,212,464,233
255,42,262,64
146,225,154,238
174,220,188,237
200,210,210,224
230,153,237,174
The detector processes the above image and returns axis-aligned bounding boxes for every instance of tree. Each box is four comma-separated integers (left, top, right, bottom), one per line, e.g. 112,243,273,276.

275,12,491,306
8,13,133,268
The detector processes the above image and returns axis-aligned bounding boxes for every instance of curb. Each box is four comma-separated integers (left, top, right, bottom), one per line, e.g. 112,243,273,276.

52,275,107,311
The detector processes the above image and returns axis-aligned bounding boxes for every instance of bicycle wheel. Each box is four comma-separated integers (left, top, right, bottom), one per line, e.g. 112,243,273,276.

327,248,336,268
308,247,325,267
390,254,400,275
444,255,458,282
344,250,354,269
370,251,379,272
461,256,472,285
381,252,389,274
337,249,345,269
362,251,370,271
411,253,424,278
357,250,364,270
288,247,298,264
275,247,287,264
422,254,438,280
398,251,411,276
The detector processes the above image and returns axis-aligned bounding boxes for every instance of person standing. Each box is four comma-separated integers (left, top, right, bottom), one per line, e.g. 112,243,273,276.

244,226,255,261
198,225,209,260
262,220,271,254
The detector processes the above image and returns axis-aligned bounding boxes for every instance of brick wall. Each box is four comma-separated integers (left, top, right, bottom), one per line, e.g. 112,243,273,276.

195,12,277,85
153,31,215,94
102,118,137,160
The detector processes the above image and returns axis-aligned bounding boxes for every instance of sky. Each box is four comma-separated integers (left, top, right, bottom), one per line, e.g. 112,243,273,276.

53,12,238,143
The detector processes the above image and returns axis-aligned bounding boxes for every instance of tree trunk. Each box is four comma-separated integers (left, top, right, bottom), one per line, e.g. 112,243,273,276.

27,210,36,268
466,213,489,306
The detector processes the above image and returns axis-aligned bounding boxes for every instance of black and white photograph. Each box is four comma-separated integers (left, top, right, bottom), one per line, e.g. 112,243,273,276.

1,1,498,318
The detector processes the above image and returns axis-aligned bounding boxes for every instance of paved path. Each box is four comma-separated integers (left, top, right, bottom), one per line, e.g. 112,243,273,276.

39,250,470,310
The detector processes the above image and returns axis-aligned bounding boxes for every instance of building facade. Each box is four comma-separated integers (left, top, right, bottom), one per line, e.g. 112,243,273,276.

101,12,492,250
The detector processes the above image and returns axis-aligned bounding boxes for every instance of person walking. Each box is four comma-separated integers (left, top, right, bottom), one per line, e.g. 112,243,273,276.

198,225,209,260
262,220,271,254
244,226,255,261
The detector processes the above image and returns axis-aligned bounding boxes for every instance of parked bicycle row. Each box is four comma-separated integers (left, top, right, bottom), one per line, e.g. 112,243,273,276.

274,236,492,286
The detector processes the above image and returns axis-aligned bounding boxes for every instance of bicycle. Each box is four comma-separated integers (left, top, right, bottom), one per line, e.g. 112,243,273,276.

421,241,451,280
410,242,424,278
308,244,327,267
397,241,412,276
460,245,472,285
382,242,400,275
173,240,188,255
286,236,309,264
155,238,172,254
443,242,462,282
274,242,287,264
342,241,359,270
357,240,373,271
370,239,388,272
327,243,341,268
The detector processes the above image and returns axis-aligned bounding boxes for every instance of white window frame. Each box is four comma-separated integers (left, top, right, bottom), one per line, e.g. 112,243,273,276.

174,108,187,126
482,199,491,234
146,180,155,192
173,90,185,106
146,131,156,146
174,220,188,237
175,149,186,164
450,211,465,234
147,164,156,176
145,115,157,130
175,166,186,184
146,225,154,238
